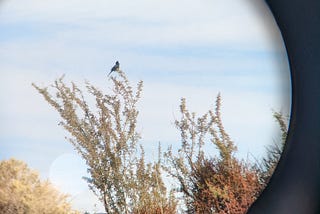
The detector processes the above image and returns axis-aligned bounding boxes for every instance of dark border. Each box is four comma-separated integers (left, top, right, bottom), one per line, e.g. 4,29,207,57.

248,0,320,213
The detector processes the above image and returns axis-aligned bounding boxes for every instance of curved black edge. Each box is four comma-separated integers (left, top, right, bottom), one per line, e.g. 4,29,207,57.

247,0,320,213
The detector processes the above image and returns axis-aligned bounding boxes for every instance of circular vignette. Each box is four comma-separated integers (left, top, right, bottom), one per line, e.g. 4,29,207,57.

248,1,320,214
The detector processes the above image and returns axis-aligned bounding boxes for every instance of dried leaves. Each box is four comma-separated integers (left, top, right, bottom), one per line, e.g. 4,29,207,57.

33,70,176,214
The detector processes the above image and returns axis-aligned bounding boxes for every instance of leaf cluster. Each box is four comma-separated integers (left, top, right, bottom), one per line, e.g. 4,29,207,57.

33,70,176,214
163,94,269,213
0,159,78,214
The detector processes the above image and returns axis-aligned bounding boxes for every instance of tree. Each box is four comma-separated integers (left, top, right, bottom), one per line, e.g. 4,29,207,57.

33,70,176,214
164,94,264,213
0,158,78,214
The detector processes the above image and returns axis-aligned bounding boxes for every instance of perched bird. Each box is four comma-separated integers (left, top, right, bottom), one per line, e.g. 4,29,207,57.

108,61,120,76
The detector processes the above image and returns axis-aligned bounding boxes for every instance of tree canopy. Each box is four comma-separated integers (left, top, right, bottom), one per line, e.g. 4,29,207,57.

0,158,79,214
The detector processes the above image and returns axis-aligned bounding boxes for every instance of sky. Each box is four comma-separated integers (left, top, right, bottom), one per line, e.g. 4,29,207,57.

0,0,291,212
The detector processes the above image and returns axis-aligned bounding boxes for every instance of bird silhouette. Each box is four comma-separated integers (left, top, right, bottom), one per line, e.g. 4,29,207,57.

108,61,120,76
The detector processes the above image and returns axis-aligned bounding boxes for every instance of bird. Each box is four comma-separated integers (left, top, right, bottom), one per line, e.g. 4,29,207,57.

108,61,120,76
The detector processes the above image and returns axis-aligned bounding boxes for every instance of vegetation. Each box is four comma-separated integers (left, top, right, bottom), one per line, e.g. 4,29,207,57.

260,111,287,185
164,95,286,213
32,70,287,213
33,70,177,214
164,95,260,213
0,158,78,214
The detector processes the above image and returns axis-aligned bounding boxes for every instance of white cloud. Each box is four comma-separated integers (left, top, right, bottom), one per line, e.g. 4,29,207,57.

0,0,283,49
1,71,63,140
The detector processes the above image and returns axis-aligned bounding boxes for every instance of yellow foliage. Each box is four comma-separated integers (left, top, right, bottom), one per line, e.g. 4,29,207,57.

0,158,79,214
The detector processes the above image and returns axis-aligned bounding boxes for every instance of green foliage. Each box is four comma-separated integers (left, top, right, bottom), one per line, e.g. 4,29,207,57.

0,158,78,214
33,70,176,214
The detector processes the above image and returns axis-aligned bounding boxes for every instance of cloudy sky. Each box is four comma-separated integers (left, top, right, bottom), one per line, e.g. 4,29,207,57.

0,0,291,212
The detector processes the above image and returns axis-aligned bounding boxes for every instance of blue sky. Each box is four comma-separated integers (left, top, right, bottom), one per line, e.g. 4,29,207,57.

0,0,291,212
